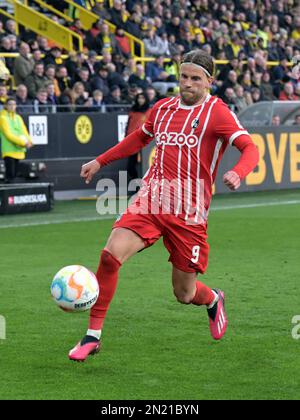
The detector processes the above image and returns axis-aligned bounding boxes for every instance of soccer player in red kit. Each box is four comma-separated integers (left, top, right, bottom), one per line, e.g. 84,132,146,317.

69,50,259,362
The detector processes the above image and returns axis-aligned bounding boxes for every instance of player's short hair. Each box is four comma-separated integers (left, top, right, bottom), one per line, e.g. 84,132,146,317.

181,49,215,78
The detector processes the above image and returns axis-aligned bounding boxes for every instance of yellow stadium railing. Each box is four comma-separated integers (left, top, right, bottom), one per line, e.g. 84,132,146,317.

13,0,144,57
31,0,73,24
86,0,104,10
58,1,145,58
0,50,292,69
22,0,143,57
0,6,19,35
103,20,145,59
104,1,144,57
7,0,83,51
63,0,99,30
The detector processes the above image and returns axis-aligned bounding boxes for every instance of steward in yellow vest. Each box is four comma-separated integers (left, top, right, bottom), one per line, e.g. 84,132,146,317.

0,98,33,183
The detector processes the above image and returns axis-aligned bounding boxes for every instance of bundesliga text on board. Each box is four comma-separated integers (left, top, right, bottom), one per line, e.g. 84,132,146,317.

8,194,47,206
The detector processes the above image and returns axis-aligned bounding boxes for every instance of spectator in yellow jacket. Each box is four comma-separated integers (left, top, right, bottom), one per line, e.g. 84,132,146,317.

0,58,10,83
0,98,33,183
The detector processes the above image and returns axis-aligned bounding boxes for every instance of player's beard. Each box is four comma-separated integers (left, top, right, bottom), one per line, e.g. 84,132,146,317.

180,88,207,106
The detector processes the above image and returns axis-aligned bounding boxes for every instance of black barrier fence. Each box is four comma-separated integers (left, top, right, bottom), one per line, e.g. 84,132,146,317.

22,112,125,159
0,112,130,190
0,112,299,193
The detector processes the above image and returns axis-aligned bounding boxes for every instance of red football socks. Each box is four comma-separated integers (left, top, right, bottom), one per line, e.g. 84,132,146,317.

89,250,122,331
191,281,215,306
89,250,215,331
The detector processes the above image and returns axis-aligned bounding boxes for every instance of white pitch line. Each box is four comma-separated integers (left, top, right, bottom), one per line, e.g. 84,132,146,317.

0,199,300,229
211,199,300,212
0,216,111,229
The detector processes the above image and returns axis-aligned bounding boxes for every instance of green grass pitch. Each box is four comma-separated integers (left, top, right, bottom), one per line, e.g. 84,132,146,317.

0,190,300,400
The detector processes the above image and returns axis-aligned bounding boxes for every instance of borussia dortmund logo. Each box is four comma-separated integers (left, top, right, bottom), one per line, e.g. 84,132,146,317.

75,115,93,144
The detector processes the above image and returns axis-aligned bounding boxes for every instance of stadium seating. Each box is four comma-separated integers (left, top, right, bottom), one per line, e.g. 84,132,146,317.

0,0,299,113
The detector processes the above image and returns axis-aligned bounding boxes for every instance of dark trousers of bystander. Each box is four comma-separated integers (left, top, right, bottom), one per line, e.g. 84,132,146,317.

4,157,32,183
4,157,20,183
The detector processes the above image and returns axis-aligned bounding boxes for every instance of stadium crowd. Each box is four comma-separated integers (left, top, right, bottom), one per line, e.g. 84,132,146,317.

0,0,300,114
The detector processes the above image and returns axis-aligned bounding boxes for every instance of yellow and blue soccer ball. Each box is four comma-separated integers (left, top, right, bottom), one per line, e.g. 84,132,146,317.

51,265,99,312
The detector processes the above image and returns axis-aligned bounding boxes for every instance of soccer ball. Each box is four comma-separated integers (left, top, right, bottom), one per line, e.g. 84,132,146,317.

51,265,99,312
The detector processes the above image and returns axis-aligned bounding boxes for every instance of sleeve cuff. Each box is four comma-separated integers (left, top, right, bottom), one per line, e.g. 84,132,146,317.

96,156,104,166
142,124,154,137
228,130,250,146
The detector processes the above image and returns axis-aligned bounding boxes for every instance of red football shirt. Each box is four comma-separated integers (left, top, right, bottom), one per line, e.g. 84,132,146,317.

138,94,251,224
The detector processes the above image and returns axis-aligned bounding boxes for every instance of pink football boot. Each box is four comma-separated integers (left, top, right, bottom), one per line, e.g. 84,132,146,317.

207,289,228,340
69,338,101,362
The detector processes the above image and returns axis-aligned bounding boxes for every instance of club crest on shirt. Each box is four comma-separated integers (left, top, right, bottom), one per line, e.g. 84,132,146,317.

192,118,199,129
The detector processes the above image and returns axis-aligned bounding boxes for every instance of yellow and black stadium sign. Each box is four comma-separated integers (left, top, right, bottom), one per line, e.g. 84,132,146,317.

75,116,93,144
246,132,300,185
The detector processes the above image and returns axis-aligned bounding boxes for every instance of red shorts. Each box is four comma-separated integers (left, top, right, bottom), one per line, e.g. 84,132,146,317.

113,210,210,274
